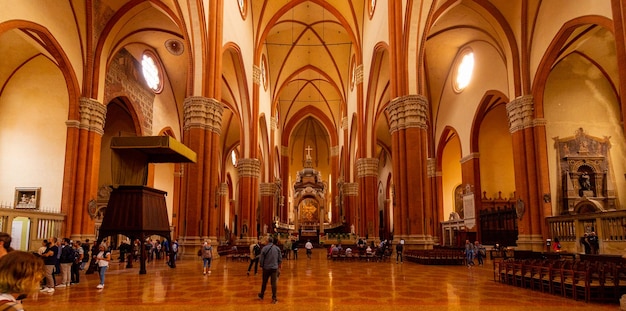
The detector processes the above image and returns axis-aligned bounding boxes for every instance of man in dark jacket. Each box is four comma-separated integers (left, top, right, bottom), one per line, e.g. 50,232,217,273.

257,237,282,304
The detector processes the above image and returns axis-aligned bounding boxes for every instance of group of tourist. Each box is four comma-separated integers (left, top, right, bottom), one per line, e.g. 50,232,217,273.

39,237,109,291
464,239,486,267
0,233,106,309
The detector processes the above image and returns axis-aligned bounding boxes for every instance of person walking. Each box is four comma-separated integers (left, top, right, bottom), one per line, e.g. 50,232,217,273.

464,239,475,267
305,240,313,259
257,237,282,304
247,239,261,276
395,240,404,264
201,240,213,275
474,240,485,266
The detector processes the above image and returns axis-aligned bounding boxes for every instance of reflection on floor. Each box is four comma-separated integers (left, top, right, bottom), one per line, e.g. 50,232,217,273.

25,249,618,311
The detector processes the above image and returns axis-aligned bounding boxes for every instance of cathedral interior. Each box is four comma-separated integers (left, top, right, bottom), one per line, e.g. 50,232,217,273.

1,0,626,292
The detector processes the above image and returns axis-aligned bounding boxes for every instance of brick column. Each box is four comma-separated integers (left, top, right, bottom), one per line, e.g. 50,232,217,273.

343,182,359,235
356,158,378,240
386,94,433,248
259,182,276,236
237,158,260,243
64,97,106,241
179,96,223,249
506,95,545,251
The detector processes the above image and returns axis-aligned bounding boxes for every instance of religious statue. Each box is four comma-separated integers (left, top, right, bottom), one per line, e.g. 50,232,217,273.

579,172,591,190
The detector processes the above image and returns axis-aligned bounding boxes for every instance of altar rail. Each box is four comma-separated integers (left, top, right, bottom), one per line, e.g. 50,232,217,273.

547,210,626,255
0,202,65,251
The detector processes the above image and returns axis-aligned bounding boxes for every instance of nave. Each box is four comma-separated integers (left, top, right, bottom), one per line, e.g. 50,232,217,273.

24,249,617,311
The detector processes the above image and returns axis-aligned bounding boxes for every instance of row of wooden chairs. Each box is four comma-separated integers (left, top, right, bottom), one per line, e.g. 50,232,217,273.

494,258,626,303
404,249,465,265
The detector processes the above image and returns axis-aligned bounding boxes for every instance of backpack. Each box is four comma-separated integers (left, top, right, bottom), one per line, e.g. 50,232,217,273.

60,246,75,263
253,244,261,256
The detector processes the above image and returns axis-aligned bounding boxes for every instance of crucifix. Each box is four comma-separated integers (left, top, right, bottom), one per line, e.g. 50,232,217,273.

305,145,313,160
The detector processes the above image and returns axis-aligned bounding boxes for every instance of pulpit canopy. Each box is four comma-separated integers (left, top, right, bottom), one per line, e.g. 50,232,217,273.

111,136,197,185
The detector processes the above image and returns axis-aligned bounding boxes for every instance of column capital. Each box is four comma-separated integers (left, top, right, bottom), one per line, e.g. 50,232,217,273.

253,65,261,85
330,146,339,157
506,95,534,133
356,158,379,178
183,96,223,134
237,158,260,178
281,145,289,156
270,116,278,131
78,97,107,135
344,183,359,196
427,158,437,178
260,183,276,196
341,117,348,130
386,94,428,133
219,183,228,196
460,153,480,164
355,64,363,85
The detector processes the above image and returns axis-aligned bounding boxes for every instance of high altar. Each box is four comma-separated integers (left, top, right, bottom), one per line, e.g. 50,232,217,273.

292,146,328,243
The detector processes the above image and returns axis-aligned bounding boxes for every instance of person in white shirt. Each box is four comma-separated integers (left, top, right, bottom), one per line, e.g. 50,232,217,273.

95,244,110,289
305,240,313,259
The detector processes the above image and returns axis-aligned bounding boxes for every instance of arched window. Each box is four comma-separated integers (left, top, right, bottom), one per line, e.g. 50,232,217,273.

141,51,163,93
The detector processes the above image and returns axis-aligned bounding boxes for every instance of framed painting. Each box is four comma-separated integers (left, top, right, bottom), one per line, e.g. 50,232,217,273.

14,187,40,209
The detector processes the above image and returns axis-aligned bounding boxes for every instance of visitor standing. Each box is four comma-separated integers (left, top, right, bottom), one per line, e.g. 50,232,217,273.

201,240,213,275
247,239,261,276
95,244,110,289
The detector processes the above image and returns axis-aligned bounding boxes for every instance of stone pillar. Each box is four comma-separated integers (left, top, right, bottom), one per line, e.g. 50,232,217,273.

64,97,106,241
385,94,433,248
179,96,223,250
356,158,378,240
237,158,260,244
506,95,545,251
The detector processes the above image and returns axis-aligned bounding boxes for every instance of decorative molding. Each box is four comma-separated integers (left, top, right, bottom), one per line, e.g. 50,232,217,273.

460,152,479,164
356,158,379,178
281,145,289,156
506,95,534,133
330,146,339,157
259,183,276,196
270,116,278,130
427,158,436,177
355,64,363,85
183,96,223,134
344,183,359,196
237,158,260,178
79,97,107,135
253,65,261,85
386,94,428,133
342,117,348,130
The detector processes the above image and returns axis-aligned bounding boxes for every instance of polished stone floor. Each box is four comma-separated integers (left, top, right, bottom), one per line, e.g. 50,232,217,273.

24,249,618,311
